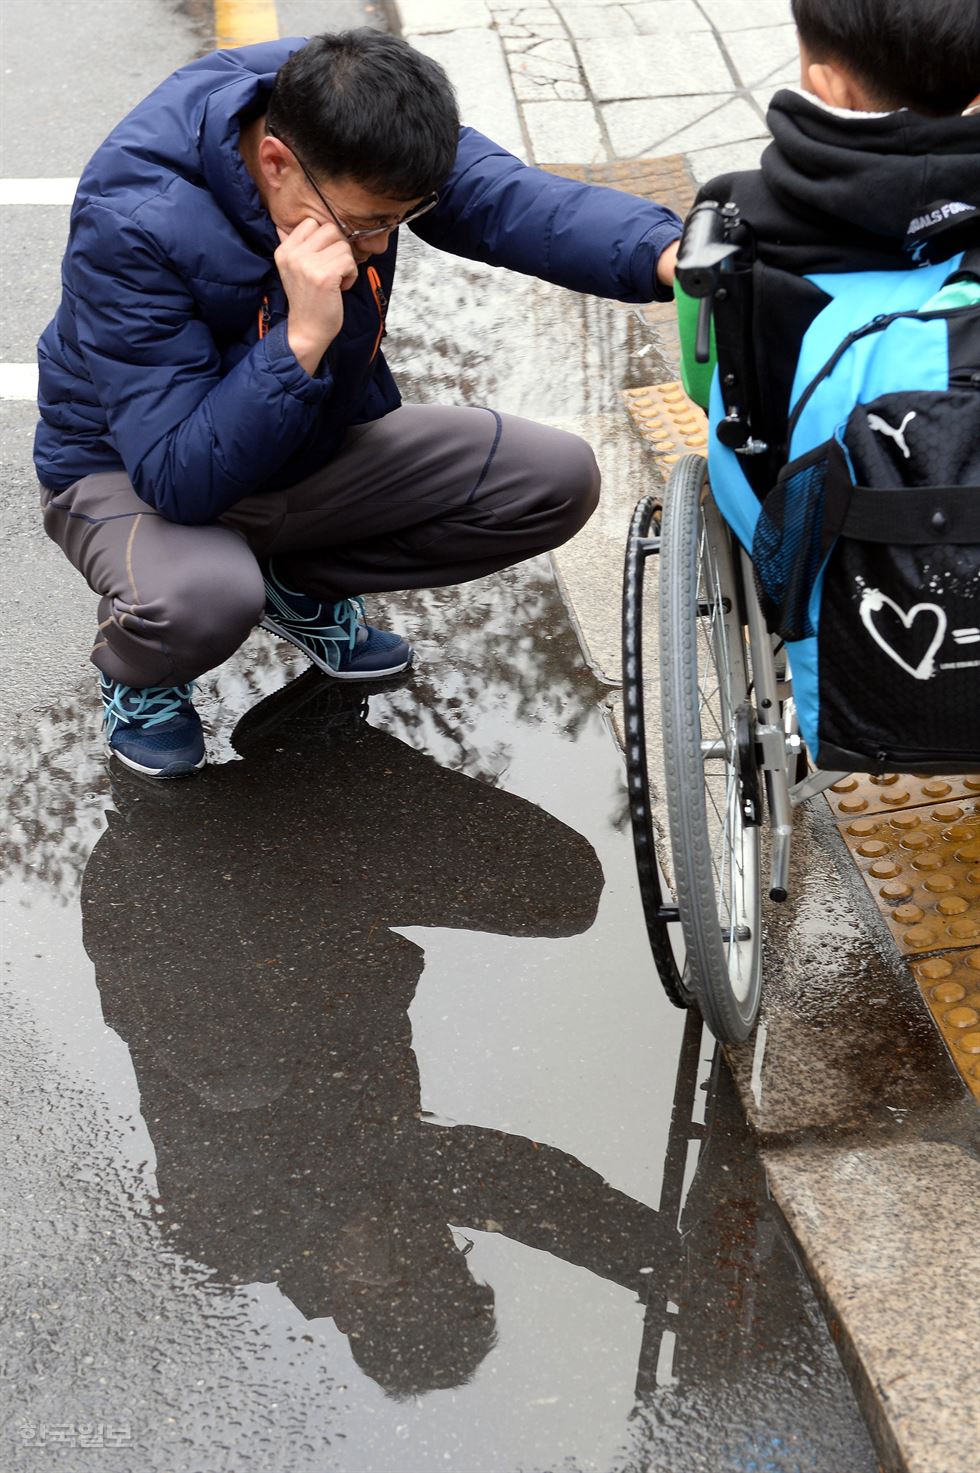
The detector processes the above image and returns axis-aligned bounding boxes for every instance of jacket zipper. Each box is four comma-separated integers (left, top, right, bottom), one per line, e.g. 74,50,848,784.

367,266,387,362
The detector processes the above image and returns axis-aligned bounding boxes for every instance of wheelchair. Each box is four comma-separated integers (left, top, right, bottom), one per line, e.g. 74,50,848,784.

621,202,850,1044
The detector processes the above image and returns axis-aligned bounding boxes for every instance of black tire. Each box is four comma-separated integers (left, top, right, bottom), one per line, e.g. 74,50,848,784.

622,495,694,1010
659,457,763,1042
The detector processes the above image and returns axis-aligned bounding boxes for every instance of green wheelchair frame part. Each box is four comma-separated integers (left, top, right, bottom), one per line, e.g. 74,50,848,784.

674,279,717,411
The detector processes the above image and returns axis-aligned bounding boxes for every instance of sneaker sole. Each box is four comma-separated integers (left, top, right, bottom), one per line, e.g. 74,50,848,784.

106,741,206,779
259,616,414,681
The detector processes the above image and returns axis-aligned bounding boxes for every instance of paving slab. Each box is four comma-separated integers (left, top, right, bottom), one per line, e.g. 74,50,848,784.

577,31,735,100
723,22,799,89
501,24,566,45
560,2,640,37
540,152,698,222
686,135,771,182
604,92,767,157
405,27,527,158
508,37,581,96
697,0,793,29
522,100,608,164
397,0,492,29
625,1,715,34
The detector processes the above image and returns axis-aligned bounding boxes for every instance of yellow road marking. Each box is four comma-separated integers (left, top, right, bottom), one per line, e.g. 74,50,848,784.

214,0,279,47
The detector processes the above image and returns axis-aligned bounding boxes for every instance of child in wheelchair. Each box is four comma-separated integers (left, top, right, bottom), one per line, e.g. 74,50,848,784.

674,0,980,774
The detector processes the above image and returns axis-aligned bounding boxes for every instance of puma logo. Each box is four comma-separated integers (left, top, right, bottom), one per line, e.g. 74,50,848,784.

867,410,916,459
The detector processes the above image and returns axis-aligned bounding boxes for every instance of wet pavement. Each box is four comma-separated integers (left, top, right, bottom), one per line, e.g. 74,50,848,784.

1,3,881,1470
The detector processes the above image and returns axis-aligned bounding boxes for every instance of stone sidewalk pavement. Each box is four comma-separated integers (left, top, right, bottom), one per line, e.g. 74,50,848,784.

396,0,794,177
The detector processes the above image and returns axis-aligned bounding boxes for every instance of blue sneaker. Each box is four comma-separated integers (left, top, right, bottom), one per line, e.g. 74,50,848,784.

259,566,413,681
100,675,206,778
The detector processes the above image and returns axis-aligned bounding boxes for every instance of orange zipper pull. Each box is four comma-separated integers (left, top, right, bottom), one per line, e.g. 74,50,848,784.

367,266,387,361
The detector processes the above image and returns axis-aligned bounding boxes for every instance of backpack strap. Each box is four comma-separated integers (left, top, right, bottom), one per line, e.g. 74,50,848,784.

842,484,980,543
946,245,980,284
821,438,980,551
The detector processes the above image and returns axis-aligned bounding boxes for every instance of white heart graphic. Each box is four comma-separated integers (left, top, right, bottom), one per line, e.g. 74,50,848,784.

858,588,946,680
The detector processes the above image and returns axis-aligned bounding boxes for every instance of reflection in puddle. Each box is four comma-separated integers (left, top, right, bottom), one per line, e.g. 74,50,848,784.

82,663,612,1396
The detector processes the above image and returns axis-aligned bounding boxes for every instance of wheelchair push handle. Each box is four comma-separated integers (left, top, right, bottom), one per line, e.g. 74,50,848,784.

677,200,742,364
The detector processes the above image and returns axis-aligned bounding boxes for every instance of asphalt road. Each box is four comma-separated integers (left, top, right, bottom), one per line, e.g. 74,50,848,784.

0,4,879,1471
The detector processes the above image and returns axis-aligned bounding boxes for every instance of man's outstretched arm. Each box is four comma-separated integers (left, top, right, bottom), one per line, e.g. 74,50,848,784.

411,127,682,302
419,1123,665,1293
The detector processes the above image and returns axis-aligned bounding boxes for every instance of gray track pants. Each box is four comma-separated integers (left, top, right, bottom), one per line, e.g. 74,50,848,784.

41,403,600,688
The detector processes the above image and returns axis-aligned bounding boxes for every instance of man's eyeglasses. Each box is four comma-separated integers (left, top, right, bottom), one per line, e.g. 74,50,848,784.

267,127,439,241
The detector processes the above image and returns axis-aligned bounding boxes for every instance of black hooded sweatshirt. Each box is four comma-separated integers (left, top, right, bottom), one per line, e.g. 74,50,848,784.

694,88,980,492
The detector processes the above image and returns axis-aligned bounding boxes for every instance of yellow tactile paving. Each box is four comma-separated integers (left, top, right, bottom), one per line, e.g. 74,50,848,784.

622,379,980,1096
911,950,980,1099
825,771,980,821
837,797,980,955
623,381,708,465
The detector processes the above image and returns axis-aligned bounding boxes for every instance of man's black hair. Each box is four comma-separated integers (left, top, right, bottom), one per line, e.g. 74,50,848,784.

265,30,460,199
792,0,980,115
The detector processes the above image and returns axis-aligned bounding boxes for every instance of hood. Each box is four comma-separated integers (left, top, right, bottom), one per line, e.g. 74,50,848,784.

761,89,980,264
74,39,304,252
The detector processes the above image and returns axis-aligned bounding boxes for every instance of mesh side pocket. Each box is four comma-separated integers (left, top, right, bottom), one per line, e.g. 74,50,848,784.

751,448,828,641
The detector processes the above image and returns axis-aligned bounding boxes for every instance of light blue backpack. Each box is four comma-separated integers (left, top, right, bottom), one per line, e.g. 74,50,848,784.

707,250,980,773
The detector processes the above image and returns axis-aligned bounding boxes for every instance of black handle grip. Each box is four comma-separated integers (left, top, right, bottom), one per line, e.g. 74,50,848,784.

695,298,712,364
676,200,740,298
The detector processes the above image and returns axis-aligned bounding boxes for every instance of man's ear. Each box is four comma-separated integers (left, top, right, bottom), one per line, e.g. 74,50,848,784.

257,134,295,194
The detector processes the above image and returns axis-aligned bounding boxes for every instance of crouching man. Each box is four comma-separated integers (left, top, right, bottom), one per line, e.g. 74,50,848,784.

36,29,681,777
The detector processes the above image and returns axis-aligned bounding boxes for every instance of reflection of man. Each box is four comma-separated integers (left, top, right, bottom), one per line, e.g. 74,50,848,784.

81,679,659,1397
35,29,682,777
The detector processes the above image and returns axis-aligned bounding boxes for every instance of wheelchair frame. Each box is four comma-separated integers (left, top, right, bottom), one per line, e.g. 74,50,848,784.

622,457,848,1043
625,198,980,1042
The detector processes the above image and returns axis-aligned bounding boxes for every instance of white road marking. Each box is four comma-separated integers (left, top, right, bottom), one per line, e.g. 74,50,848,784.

1,183,77,395
0,364,39,401
0,178,78,205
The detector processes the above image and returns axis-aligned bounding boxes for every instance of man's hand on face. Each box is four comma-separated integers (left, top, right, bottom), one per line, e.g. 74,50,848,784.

275,218,360,377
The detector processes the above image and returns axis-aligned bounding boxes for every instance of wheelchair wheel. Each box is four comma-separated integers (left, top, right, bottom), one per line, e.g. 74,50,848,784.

622,495,693,1010
659,456,763,1042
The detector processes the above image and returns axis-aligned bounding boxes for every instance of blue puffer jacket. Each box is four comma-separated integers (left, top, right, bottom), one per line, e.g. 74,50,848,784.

34,39,681,525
